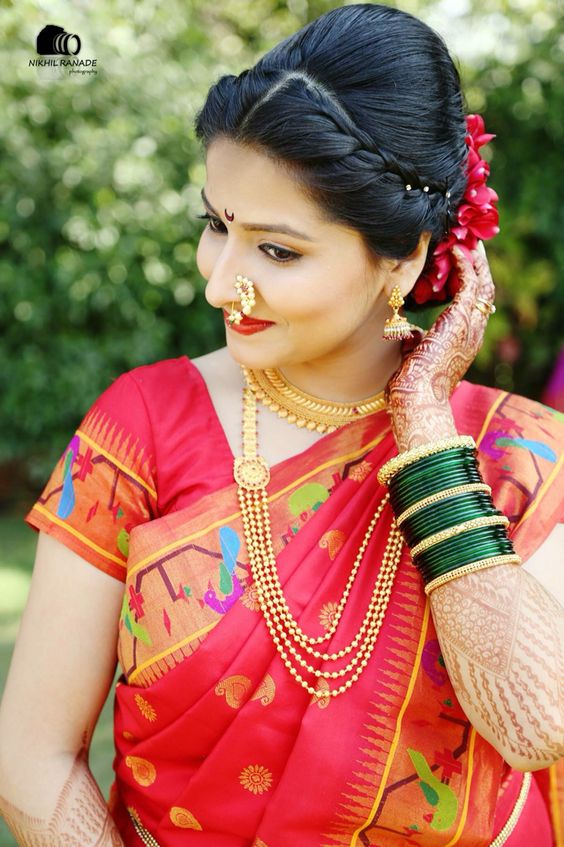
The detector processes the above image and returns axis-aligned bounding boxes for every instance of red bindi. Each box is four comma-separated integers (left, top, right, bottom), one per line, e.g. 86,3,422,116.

225,209,234,221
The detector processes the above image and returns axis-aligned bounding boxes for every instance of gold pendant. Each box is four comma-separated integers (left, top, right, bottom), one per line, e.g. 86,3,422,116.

233,455,271,489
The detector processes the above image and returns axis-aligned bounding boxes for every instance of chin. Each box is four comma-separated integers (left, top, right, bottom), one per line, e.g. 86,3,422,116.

225,338,282,371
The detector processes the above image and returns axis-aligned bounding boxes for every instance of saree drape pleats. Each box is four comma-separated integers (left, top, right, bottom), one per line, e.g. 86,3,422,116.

106,380,564,846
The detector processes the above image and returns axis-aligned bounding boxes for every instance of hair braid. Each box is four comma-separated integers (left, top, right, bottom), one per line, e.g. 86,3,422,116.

195,4,475,305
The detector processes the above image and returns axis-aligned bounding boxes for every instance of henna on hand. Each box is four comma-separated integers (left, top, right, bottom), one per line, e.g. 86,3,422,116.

0,747,124,846
387,243,496,451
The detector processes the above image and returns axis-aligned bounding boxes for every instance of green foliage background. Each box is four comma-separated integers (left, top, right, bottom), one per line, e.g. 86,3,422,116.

1,0,563,490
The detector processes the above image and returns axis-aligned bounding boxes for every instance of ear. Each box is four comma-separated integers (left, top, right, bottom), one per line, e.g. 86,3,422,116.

384,231,432,300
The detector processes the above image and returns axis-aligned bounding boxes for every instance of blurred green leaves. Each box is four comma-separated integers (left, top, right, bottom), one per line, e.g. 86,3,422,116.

472,4,564,394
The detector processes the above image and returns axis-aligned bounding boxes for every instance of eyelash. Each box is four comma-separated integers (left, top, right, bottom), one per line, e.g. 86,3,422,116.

195,213,301,264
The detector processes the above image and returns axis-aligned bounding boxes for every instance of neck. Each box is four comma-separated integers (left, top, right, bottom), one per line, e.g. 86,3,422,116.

276,339,402,403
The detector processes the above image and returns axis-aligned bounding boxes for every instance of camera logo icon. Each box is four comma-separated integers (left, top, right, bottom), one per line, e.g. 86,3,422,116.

36,24,81,56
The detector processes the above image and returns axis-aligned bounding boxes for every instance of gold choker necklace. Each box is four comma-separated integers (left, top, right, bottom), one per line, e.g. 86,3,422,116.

240,365,387,434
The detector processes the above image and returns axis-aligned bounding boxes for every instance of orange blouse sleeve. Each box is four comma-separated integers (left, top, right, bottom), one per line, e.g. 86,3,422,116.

24,371,158,582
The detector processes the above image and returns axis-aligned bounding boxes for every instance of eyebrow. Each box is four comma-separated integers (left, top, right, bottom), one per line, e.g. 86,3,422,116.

200,188,315,242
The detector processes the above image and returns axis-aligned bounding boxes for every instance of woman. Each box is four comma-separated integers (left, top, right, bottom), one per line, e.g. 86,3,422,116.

0,4,563,845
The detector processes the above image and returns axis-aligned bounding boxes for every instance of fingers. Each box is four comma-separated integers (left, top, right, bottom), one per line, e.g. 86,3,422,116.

452,246,480,304
473,245,495,304
399,328,425,359
452,244,495,322
408,243,495,364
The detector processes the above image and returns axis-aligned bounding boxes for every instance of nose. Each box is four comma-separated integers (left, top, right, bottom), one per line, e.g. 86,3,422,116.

204,271,240,311
202,244,250,312
197,233,259,313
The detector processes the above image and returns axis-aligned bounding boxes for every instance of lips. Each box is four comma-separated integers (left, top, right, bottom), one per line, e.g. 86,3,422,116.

222,309,274,326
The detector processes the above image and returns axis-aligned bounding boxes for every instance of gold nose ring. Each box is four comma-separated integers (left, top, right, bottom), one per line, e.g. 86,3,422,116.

228,274,256,325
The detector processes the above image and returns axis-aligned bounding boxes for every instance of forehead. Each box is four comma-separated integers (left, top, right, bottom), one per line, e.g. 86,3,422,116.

204,138,329,228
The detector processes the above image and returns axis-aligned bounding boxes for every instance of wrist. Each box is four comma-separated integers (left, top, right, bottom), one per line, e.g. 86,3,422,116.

377,438,521,596
390,402,457,452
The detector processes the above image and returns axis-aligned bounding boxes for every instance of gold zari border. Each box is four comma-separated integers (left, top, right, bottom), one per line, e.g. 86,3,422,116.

127,808,160,847
489,771,532,846
126,771,532,846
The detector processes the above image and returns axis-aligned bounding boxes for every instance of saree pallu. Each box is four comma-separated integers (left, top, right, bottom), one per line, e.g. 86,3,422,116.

108,379,564,847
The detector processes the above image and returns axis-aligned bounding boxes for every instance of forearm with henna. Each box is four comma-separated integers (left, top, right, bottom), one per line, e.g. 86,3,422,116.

386,247,563,765
0,747,124,846
429,563,564,767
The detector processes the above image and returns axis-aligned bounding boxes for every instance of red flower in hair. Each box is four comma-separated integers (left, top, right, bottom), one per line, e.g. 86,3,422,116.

411,114,500,305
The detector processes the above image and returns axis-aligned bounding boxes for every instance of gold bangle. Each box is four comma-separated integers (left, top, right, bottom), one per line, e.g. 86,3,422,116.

410,514,509,558
396,483,492,527
377,435,477,486
424,554,522,595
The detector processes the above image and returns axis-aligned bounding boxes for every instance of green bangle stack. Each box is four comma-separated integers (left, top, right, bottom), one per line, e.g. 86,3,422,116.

377,435,521,594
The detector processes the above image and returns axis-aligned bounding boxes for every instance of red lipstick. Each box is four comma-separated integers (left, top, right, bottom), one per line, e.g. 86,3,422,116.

223,309,275,334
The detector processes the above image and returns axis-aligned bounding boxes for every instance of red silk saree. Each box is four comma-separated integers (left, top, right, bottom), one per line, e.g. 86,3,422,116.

25,356,564,846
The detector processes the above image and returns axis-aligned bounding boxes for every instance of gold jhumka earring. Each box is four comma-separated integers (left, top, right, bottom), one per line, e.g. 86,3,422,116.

382,285,424,341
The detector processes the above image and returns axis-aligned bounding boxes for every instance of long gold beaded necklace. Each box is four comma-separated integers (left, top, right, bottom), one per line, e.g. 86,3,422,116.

233,365,405,699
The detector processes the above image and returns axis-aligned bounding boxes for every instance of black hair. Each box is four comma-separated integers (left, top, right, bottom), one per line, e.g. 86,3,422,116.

194,3,468,308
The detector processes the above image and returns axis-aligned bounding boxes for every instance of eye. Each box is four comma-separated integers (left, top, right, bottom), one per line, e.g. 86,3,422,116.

195,213,301,264
262,244,299,263
195,213,225,234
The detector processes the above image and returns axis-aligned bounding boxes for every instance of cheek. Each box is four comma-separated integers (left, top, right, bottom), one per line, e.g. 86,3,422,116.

268,263,336,318
265,278,305,306
279,275,363,326
264,283,326,325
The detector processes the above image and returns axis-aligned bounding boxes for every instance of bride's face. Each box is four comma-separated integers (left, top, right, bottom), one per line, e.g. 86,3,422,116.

196,137,419,370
